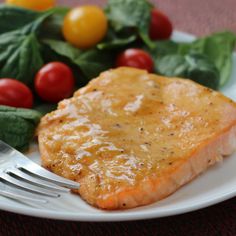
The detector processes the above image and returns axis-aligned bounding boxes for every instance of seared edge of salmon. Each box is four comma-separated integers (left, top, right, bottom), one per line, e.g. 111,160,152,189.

93,125,236,209
39,123,236,209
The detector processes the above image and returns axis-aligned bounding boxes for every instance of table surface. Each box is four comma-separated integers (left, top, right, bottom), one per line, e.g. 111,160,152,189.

1,0,236,235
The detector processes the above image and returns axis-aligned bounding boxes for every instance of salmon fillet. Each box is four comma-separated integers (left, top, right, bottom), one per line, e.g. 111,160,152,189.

37,67,236,210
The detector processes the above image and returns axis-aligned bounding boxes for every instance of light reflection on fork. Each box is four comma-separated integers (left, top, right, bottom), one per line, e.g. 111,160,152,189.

0,140,80,204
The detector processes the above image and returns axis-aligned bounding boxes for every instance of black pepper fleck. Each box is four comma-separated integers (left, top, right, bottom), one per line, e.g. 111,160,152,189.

144,142,151,146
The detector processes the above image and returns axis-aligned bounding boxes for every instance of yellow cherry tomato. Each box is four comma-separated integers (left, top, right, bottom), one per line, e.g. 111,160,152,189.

63,5,108,49
6,0,55,11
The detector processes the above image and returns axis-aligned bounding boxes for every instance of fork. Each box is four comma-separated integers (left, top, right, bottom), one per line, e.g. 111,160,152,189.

0,140,80,204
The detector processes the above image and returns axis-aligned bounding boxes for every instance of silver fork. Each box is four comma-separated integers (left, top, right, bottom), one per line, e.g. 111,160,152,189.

0,140,80,204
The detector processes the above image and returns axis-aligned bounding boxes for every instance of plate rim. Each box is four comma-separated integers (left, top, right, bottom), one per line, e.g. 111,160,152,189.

0,187,235,222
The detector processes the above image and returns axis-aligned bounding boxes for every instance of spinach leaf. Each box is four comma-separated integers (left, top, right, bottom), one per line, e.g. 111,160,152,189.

74,49,114,79
151,32,236,88
42,39,81,60
186,54,220,89
34,103,57,115
156,53,220,90
0,4,40,34
97,34,136,50
105,0,154,48
0,10,53,85
147,40,179,60
178,32,236,86
156,54,187,77
39,7,70,39
0,5,69,39
43,39,114,80
0,33,43,85
0,105,42,151
97,28,137,50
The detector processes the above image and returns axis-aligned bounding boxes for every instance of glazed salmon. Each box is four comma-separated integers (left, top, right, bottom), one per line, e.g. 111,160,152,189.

37,67,236,209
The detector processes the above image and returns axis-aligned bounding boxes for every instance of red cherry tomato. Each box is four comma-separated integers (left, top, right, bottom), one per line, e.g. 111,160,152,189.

149,9,173,40
0,78,33,108
116,49,154,72
34,62,75,103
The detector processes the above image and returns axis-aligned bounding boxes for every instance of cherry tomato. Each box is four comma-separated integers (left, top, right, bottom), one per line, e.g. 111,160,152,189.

0,78,33,108
35,62,75,103
63,5,108,49
6,0,55,11
34,62,75,103
149,9,173,40
116,49,154,72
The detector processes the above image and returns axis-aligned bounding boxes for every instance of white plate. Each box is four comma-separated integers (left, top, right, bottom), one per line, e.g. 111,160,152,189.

0,31,236,222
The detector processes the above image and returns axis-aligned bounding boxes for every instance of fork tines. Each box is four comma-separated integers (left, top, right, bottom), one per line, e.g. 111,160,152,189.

0,140,80,204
